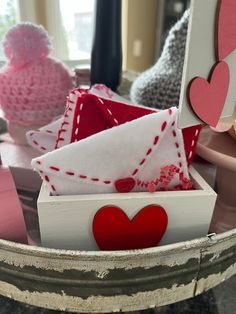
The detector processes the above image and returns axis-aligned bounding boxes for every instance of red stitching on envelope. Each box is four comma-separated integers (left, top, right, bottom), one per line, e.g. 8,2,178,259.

92,178,99,182
131,114,171,177
29,131,50,152
139,158,146,165
161,121,167,131
55,88,80,149
170,118,183,172
79,175,87,179
103,180,111,184
94,84,114,98
45,175,50,182
35,160,113,187
38,169,58,194
66,171,75,176
131,110,189,188
50,166,60,171
31,137,48,151
98,98,119,125
146,148,152,156
153,136,159,145
186,128,199,165
71,101,84,142
132,169,138,176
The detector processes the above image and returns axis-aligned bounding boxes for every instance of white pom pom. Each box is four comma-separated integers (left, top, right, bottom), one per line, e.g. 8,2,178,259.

2,22,52,69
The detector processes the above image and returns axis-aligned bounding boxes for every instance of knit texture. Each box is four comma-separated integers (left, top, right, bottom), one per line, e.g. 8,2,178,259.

0,23,74,126
130,10,189,110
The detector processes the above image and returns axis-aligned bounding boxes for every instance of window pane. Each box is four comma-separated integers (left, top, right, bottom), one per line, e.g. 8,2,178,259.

0,0,19,60
59,0,95,61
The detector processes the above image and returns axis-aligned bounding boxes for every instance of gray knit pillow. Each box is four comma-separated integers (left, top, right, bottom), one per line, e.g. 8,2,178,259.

130,9,189,109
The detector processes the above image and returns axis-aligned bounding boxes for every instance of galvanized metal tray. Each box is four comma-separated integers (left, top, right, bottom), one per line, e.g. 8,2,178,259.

0,228,235,313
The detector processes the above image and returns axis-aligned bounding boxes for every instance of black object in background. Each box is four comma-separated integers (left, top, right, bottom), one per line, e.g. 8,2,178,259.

90,0,122,91
0,118,7,135
161,0,190,50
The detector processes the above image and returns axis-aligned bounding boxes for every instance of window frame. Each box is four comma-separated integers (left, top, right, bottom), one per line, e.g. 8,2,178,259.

16,0,92,65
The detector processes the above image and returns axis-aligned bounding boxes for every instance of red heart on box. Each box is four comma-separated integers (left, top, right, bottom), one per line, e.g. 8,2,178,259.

189,61,230,127
93,205,168,250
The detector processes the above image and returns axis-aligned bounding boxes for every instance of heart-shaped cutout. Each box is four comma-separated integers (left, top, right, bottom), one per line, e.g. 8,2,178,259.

93,205,168,250
189,61,230,127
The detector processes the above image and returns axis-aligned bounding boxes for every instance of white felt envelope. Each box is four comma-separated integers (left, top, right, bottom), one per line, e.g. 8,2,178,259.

27,117,63,153
32,107,190,195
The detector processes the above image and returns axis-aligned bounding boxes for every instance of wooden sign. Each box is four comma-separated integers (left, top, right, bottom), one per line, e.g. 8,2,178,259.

178,0,236,130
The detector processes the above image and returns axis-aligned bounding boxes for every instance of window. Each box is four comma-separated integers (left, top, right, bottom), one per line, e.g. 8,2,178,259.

0,0,95,65
0,0,19,60
59,0,95,61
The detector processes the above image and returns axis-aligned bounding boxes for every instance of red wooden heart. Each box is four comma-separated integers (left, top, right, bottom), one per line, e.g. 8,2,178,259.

189,61,230,127
93,205,168,250
115,177,136,193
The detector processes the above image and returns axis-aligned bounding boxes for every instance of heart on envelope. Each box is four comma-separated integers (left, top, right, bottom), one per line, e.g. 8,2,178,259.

93,204,168,250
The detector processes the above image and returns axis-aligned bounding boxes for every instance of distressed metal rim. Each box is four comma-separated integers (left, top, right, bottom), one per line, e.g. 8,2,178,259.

0,229,235,313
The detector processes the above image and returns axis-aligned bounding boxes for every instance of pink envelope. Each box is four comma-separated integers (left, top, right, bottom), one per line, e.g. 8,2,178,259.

0,166,28,243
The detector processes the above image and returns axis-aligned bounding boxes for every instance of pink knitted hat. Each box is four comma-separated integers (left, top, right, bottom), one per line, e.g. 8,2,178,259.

0,23,74,126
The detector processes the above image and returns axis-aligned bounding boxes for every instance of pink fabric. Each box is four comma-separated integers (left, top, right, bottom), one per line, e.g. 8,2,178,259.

3,22,51,69
0,23,74,126
0,166,28,243
0,58,74,125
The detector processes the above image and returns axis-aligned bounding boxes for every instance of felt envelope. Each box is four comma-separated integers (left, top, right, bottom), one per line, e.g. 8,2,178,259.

32,107,193,196
27,117,63,153
27,85,201,167
26,85,154,153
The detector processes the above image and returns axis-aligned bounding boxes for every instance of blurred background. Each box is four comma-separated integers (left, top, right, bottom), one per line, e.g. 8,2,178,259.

0,0,190,73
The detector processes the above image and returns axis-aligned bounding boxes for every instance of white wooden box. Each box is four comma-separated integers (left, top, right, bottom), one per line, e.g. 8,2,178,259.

37,166,217,250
